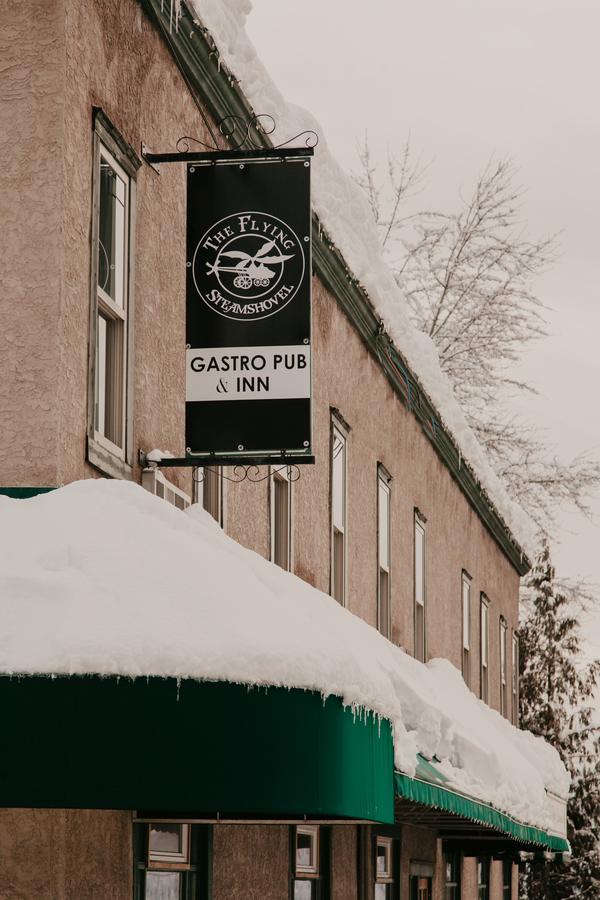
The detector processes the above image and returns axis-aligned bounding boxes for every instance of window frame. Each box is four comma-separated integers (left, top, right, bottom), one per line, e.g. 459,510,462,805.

480,594,489,703
134,821,211,900
87,108,139,480
502,858,513,898
461,571,471,686
499,616,508,717
443,849,461,900
291,824,329,900
377,465,392,639
147,823,191,869
511,632,520,725
414,510,427,662
271,464,293,571
477,857,490,900
330,413,349,606
193,466,224,526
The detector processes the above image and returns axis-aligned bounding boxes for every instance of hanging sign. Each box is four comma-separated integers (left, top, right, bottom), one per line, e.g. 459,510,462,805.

186,156,312,460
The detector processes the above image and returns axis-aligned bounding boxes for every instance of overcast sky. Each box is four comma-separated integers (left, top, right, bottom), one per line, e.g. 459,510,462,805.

247,0,600,650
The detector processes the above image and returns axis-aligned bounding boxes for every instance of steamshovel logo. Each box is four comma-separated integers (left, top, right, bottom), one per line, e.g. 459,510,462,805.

192,211,306,322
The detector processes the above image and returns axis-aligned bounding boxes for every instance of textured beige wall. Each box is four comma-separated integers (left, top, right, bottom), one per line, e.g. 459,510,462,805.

0,0,66,486
212,824,290,900
0,809,131,900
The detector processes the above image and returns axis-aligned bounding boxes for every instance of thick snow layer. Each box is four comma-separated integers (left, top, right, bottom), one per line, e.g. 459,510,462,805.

186,0,536,559
0,481,567,832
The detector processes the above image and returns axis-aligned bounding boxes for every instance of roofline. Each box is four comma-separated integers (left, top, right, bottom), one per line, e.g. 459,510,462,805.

140,0,531,577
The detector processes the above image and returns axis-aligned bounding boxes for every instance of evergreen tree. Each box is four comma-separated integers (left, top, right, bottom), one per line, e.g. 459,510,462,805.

519,542,600,899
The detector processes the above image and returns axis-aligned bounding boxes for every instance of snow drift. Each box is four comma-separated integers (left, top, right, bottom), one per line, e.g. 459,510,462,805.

0,481,567,833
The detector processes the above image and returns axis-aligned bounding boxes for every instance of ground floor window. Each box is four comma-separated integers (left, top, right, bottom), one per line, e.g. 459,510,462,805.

374,834,398,898
409,861,433,900
444,850,461,899
134,822,211,900
502,859,513,898
292,825,329,899
477,857,490,900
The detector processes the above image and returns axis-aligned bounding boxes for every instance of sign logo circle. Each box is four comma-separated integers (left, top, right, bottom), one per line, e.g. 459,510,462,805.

192,211,306,322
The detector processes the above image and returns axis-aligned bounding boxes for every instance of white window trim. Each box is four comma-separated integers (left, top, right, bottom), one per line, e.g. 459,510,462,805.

148,823,190,868
330,414,349,606
87,110,139,479
377,465,392,638
94,144,130,461
480,594,489,701
414,510,427,661
461,570,472,685
270,464,293,570
375,835,394,883
295,824,320,877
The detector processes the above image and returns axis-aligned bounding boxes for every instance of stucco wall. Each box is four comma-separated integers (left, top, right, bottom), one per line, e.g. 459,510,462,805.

212,824,290,900
0,809,131,900
0,0,66,487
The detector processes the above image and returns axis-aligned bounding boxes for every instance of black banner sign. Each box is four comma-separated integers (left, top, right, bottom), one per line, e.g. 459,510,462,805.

186,157,312,459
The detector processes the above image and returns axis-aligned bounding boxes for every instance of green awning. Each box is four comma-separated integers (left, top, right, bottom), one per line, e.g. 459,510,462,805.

0,676,394,823
395,755,570,853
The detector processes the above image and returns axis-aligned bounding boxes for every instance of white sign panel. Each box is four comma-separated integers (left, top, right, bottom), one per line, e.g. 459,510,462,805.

186,345,311,403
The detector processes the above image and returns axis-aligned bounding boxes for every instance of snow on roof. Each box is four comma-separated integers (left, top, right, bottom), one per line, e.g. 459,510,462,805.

185,0,536,560
0,481,567,832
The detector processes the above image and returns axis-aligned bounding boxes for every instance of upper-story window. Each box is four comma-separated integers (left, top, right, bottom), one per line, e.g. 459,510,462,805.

511,632,520,725
477,857,490,900
193,467,223,525
461,571,472,686
88,110,139,478
480,594,489,703
331,416,348,605
271,465,292,570
414,511,426,662
499,616,508,716
377,466,392,639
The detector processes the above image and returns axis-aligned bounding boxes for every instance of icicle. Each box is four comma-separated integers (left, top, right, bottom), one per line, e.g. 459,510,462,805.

176,676,181,701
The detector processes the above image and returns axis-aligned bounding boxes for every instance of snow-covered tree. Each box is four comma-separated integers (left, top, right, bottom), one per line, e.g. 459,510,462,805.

353,142,600,534
519,543,600,899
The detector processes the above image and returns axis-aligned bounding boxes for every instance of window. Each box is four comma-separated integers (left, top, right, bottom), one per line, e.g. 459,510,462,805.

502,859,513,898
193,466,223,525
409,862,433,900
512,633,520,725
500,617,508,716
331,417,347,605
414,511,426,662
461,572,471,686
480,595,489,703
444,851,461,900
477,858,490,900
374,836,395,899
292,825,328,899
271,465,292,570
134,822,211,900
88,111,139,478
377,468,392,639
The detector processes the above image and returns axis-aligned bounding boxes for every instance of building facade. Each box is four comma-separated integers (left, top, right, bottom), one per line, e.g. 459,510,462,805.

0,1,566,898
